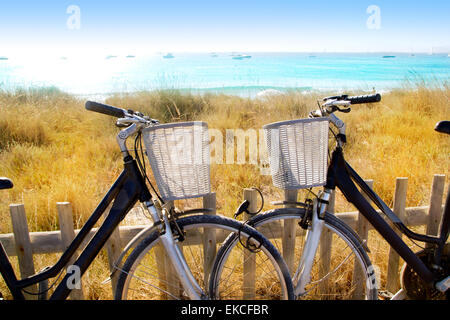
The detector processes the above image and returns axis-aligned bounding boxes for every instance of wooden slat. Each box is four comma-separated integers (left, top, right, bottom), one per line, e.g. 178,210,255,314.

103,202,122,298
356,180,373,244
57,202,84,300
282,190,298,275
202,193,217,286
243,188,258,299
333,206,438,230
154,243,169,299
163,200,180,299
426,174,446,248
9,204,36,299
318,190,335,295
386,178,408,294
352,180,373,299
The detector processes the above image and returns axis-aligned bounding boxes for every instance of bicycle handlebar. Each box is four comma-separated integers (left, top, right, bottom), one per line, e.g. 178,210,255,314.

347,93,381,105
85,101,126,118
323,93,381,105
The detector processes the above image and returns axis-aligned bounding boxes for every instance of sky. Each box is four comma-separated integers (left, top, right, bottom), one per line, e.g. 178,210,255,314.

0,0,449,56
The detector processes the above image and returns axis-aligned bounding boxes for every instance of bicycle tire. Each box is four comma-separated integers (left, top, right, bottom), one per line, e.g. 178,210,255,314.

212,208,378,300
114,214,294,300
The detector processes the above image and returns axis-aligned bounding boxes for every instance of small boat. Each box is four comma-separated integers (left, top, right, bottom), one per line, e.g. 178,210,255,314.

0,57,8,61
232,54,251,60
163,53,174,59
382,55,396,58
106,55,117,59
210,53,219,57
126,55,135,58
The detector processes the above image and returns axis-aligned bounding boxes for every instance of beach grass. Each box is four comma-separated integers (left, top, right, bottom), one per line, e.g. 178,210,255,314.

0,84,449,299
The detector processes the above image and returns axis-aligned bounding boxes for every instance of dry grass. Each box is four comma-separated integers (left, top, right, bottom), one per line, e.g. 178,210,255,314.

0,83,449,299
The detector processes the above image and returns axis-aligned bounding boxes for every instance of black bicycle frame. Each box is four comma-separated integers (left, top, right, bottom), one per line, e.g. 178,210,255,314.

0,156,152,300
325,147,449,286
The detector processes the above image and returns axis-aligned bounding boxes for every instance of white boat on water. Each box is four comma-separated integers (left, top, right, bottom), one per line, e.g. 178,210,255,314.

163,53,174,59
232,54,251,60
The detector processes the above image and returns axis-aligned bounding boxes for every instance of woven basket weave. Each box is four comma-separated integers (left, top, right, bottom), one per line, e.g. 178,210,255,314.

263,118,329,190
142,121,211,201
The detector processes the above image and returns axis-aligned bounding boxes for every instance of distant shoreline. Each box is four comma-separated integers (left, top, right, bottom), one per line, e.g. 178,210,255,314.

74,86,393,102
0,83,437,103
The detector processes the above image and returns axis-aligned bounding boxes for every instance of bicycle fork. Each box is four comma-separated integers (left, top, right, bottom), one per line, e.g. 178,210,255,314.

293,190,331,297
143,201,204,300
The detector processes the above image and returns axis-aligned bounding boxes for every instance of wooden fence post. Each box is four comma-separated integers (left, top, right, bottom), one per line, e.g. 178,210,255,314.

160,200,181,299
426,174,446,248
143,200,178,299
386,178,408,294
356,180,373,245
283,189,298,275
103,203,122,298
318,189,335,296
203,193,217,286
154,242,170,299
243,188,258,299
9,204,37,299
352,179,373,299
57,202,85,300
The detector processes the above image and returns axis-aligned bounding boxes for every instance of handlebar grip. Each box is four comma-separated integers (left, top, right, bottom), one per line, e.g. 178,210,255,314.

347,93,381,105
85,101,126,118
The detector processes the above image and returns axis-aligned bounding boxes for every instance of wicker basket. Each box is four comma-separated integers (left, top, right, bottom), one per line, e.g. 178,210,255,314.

263,118,329,190
142,121,211,201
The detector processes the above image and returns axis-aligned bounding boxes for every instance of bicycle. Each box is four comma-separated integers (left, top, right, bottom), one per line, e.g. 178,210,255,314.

0,101,294,300
211,93,450,300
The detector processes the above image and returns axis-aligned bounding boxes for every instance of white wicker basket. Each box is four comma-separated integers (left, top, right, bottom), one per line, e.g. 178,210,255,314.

142,121,211,201
263,118,329,190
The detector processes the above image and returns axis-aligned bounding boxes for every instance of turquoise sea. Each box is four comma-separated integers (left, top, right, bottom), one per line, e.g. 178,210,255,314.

0,52,449,98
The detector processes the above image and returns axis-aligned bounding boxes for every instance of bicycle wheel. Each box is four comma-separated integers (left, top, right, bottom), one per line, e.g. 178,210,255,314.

114,214,294,300
214,208,378,300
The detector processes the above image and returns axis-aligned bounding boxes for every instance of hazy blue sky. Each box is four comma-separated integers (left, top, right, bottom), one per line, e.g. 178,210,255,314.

0,0,449,55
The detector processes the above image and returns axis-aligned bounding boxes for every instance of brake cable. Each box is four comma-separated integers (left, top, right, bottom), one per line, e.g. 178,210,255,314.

134,131,165,204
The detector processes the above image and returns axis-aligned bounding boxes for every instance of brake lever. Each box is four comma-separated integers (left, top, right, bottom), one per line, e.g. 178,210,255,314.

323,103,351,114
336,106,351,113
116,121,131,128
